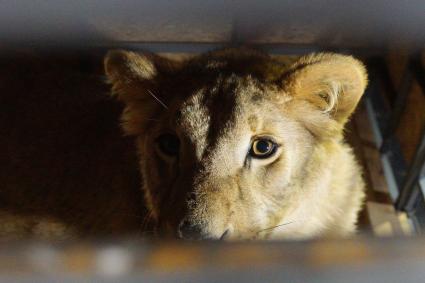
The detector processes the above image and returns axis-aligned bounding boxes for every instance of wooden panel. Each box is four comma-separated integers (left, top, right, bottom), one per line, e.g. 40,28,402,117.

386,50,409,96
385,49,425,164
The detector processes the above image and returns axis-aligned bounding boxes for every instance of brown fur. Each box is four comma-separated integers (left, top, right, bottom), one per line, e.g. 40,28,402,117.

105,48,368,240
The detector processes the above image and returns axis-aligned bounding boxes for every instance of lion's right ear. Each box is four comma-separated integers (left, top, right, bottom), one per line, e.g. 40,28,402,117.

104,50,177,135
104,50,177,102
105,50,157,84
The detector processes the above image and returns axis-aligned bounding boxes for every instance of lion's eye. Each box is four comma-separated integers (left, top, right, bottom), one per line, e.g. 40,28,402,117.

249,138,277,159
156,134,180,156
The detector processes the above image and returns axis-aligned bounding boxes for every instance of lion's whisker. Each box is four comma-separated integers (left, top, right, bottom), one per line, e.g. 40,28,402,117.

147,89,168,110
257,221,294,234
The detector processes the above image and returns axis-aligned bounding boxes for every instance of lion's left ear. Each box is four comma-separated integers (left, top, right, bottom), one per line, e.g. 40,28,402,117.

283,53,368,125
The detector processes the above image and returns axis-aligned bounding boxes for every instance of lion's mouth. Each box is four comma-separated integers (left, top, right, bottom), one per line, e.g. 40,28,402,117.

219,229,231,240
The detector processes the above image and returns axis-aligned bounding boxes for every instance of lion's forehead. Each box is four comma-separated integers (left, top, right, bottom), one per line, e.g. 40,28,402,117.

173,76,266,162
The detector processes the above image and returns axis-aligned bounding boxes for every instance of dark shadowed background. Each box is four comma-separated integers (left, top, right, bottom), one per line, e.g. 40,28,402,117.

0,50,147,236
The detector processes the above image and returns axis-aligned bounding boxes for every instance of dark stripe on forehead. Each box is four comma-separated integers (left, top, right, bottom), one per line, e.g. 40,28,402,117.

203,76,240,151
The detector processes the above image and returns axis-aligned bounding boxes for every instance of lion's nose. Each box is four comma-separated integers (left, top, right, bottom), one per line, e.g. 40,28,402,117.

178,219,203,240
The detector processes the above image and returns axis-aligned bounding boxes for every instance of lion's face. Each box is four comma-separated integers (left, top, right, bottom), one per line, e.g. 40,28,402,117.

140,77,315,240
104,49,367,240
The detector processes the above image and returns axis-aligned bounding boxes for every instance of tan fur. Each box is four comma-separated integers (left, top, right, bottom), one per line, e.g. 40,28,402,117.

0,212,76,241
104,48,367,240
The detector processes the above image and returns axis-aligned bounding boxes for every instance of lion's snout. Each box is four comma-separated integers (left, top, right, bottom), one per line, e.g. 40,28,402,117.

178,218,203,240
177,217,231,240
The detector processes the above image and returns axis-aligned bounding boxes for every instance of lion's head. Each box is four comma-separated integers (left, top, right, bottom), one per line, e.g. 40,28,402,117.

104,48,367,240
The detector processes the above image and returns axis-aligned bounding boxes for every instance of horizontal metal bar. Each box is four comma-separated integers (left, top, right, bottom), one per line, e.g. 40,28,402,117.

2,0,425,49
2,238,425,282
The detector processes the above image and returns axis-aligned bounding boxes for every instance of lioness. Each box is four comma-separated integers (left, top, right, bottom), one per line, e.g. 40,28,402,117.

104,48,367,240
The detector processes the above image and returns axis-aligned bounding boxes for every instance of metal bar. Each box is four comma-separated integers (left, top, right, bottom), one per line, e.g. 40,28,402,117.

405,181,425,234
364,88,406,201
420,159,425,189
380,147,406,201
3,238,425,282
363,54,425,232
393,54,425,213
364,58,408,192
396,127,425,211
417,163,425,232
